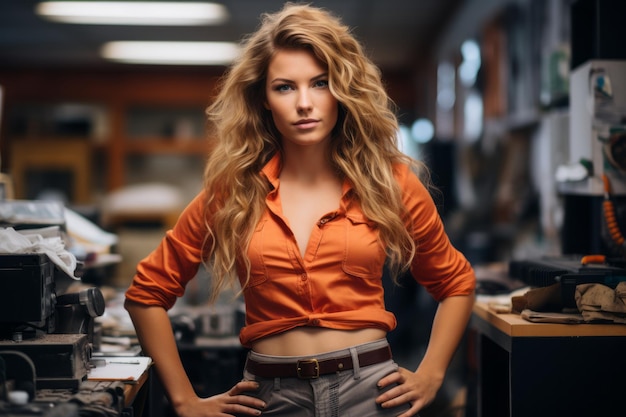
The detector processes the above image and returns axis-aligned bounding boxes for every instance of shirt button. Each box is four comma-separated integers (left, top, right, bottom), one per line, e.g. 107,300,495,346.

311,319,320,325
301,273,307,281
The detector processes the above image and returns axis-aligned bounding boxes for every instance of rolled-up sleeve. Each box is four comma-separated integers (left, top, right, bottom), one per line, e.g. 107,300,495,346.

397,165,476,301
125,191,208,309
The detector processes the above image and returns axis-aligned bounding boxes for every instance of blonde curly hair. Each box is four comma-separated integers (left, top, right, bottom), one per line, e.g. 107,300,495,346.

203,3,428,300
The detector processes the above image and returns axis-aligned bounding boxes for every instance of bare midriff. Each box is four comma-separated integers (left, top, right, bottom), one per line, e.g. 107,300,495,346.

250,327,387,356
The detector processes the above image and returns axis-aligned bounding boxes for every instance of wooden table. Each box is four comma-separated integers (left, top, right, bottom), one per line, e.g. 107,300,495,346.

469,302,626,417
123,368,150,407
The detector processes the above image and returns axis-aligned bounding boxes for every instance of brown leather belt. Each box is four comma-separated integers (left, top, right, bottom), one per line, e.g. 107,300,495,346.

245,345,392,379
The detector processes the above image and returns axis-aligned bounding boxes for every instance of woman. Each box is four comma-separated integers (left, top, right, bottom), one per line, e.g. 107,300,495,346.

124,3,475,417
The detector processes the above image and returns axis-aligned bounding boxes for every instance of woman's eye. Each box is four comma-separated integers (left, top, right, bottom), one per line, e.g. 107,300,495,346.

314,80,329,88
275,84,293,92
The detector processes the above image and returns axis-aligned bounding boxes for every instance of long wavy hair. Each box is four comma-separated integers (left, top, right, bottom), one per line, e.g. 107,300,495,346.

203,3,430,301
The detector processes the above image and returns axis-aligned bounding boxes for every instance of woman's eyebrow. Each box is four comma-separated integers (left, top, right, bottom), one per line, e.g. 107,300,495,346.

269,72,328,84
311,72,329,80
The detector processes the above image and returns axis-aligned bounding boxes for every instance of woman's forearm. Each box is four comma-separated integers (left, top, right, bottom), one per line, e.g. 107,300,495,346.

124,300,197,409
416,293,475,380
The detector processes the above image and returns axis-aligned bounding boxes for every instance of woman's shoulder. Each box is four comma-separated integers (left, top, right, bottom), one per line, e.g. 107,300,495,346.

392,160,428,190
170,189,209,235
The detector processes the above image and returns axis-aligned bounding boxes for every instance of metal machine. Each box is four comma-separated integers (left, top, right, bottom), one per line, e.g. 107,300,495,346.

0,200,105,408
556,0,626,257
0,200,114,416
512,1,626,295
0,253,105,391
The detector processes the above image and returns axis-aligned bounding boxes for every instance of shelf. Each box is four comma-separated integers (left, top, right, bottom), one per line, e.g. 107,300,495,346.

10,138,93,204
124,139,209,154
0,68,222,195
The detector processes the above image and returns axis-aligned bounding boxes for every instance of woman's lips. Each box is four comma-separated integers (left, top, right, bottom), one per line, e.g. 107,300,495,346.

294,119,319,129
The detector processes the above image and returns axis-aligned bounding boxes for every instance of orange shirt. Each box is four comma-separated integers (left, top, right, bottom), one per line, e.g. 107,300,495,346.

125,153,475,347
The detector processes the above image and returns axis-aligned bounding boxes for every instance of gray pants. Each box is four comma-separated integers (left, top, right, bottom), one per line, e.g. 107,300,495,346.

242,339,412,416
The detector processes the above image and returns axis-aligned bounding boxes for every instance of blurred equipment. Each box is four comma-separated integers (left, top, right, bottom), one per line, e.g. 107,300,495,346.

557,0,626,257
0,201,105,392
0,253,104,390
509,255,626,308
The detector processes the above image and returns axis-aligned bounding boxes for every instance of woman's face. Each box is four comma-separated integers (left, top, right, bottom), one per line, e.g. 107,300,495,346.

265,48,338,149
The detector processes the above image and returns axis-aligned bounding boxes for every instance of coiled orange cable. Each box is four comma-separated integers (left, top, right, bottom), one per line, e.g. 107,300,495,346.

602,174,625,247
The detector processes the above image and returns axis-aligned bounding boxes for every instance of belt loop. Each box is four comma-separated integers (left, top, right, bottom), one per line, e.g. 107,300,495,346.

273,377,281,391
349,347,360,380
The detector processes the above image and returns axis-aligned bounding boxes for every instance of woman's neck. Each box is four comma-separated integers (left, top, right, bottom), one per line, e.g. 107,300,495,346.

280,144,336,184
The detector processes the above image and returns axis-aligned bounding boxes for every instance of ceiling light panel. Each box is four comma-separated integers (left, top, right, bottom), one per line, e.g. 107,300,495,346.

36,1,229,26
101,41,240,65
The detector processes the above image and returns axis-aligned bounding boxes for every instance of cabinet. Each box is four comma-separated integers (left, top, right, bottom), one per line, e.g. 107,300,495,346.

469,302,626,417
11,138,93,204
0,68,221,202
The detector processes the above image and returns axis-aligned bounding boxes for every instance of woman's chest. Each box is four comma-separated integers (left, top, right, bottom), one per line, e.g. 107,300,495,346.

246,209,386,283
278,179,342,258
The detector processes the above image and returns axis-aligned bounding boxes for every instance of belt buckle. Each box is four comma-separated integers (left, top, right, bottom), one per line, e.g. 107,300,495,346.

296,359,319,379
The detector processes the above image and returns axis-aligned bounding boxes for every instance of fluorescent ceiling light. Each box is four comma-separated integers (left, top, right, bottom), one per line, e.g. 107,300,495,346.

36,1,229,26
101,41,240,65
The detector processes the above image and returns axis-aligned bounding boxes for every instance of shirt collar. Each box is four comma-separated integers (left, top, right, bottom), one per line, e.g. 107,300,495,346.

260,152,282,190
260,152,355,203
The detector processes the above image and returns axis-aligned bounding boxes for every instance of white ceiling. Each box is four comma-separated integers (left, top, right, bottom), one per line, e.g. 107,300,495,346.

0,0,463,71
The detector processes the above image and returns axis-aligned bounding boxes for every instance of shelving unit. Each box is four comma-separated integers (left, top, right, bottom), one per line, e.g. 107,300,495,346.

10,138,93,203
0,68,221,203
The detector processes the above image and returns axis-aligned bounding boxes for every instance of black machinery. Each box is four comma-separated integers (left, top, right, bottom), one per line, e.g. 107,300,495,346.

0,199,124,416
0,253,105,392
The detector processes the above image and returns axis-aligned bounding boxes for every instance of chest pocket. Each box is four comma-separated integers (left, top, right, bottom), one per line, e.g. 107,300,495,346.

342,214,386,279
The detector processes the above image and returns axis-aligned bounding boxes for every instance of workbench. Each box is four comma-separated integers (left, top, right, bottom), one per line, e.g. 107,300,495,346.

469,302,626,417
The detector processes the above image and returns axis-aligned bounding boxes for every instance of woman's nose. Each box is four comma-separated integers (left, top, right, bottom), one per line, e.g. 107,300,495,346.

296,90,313,112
